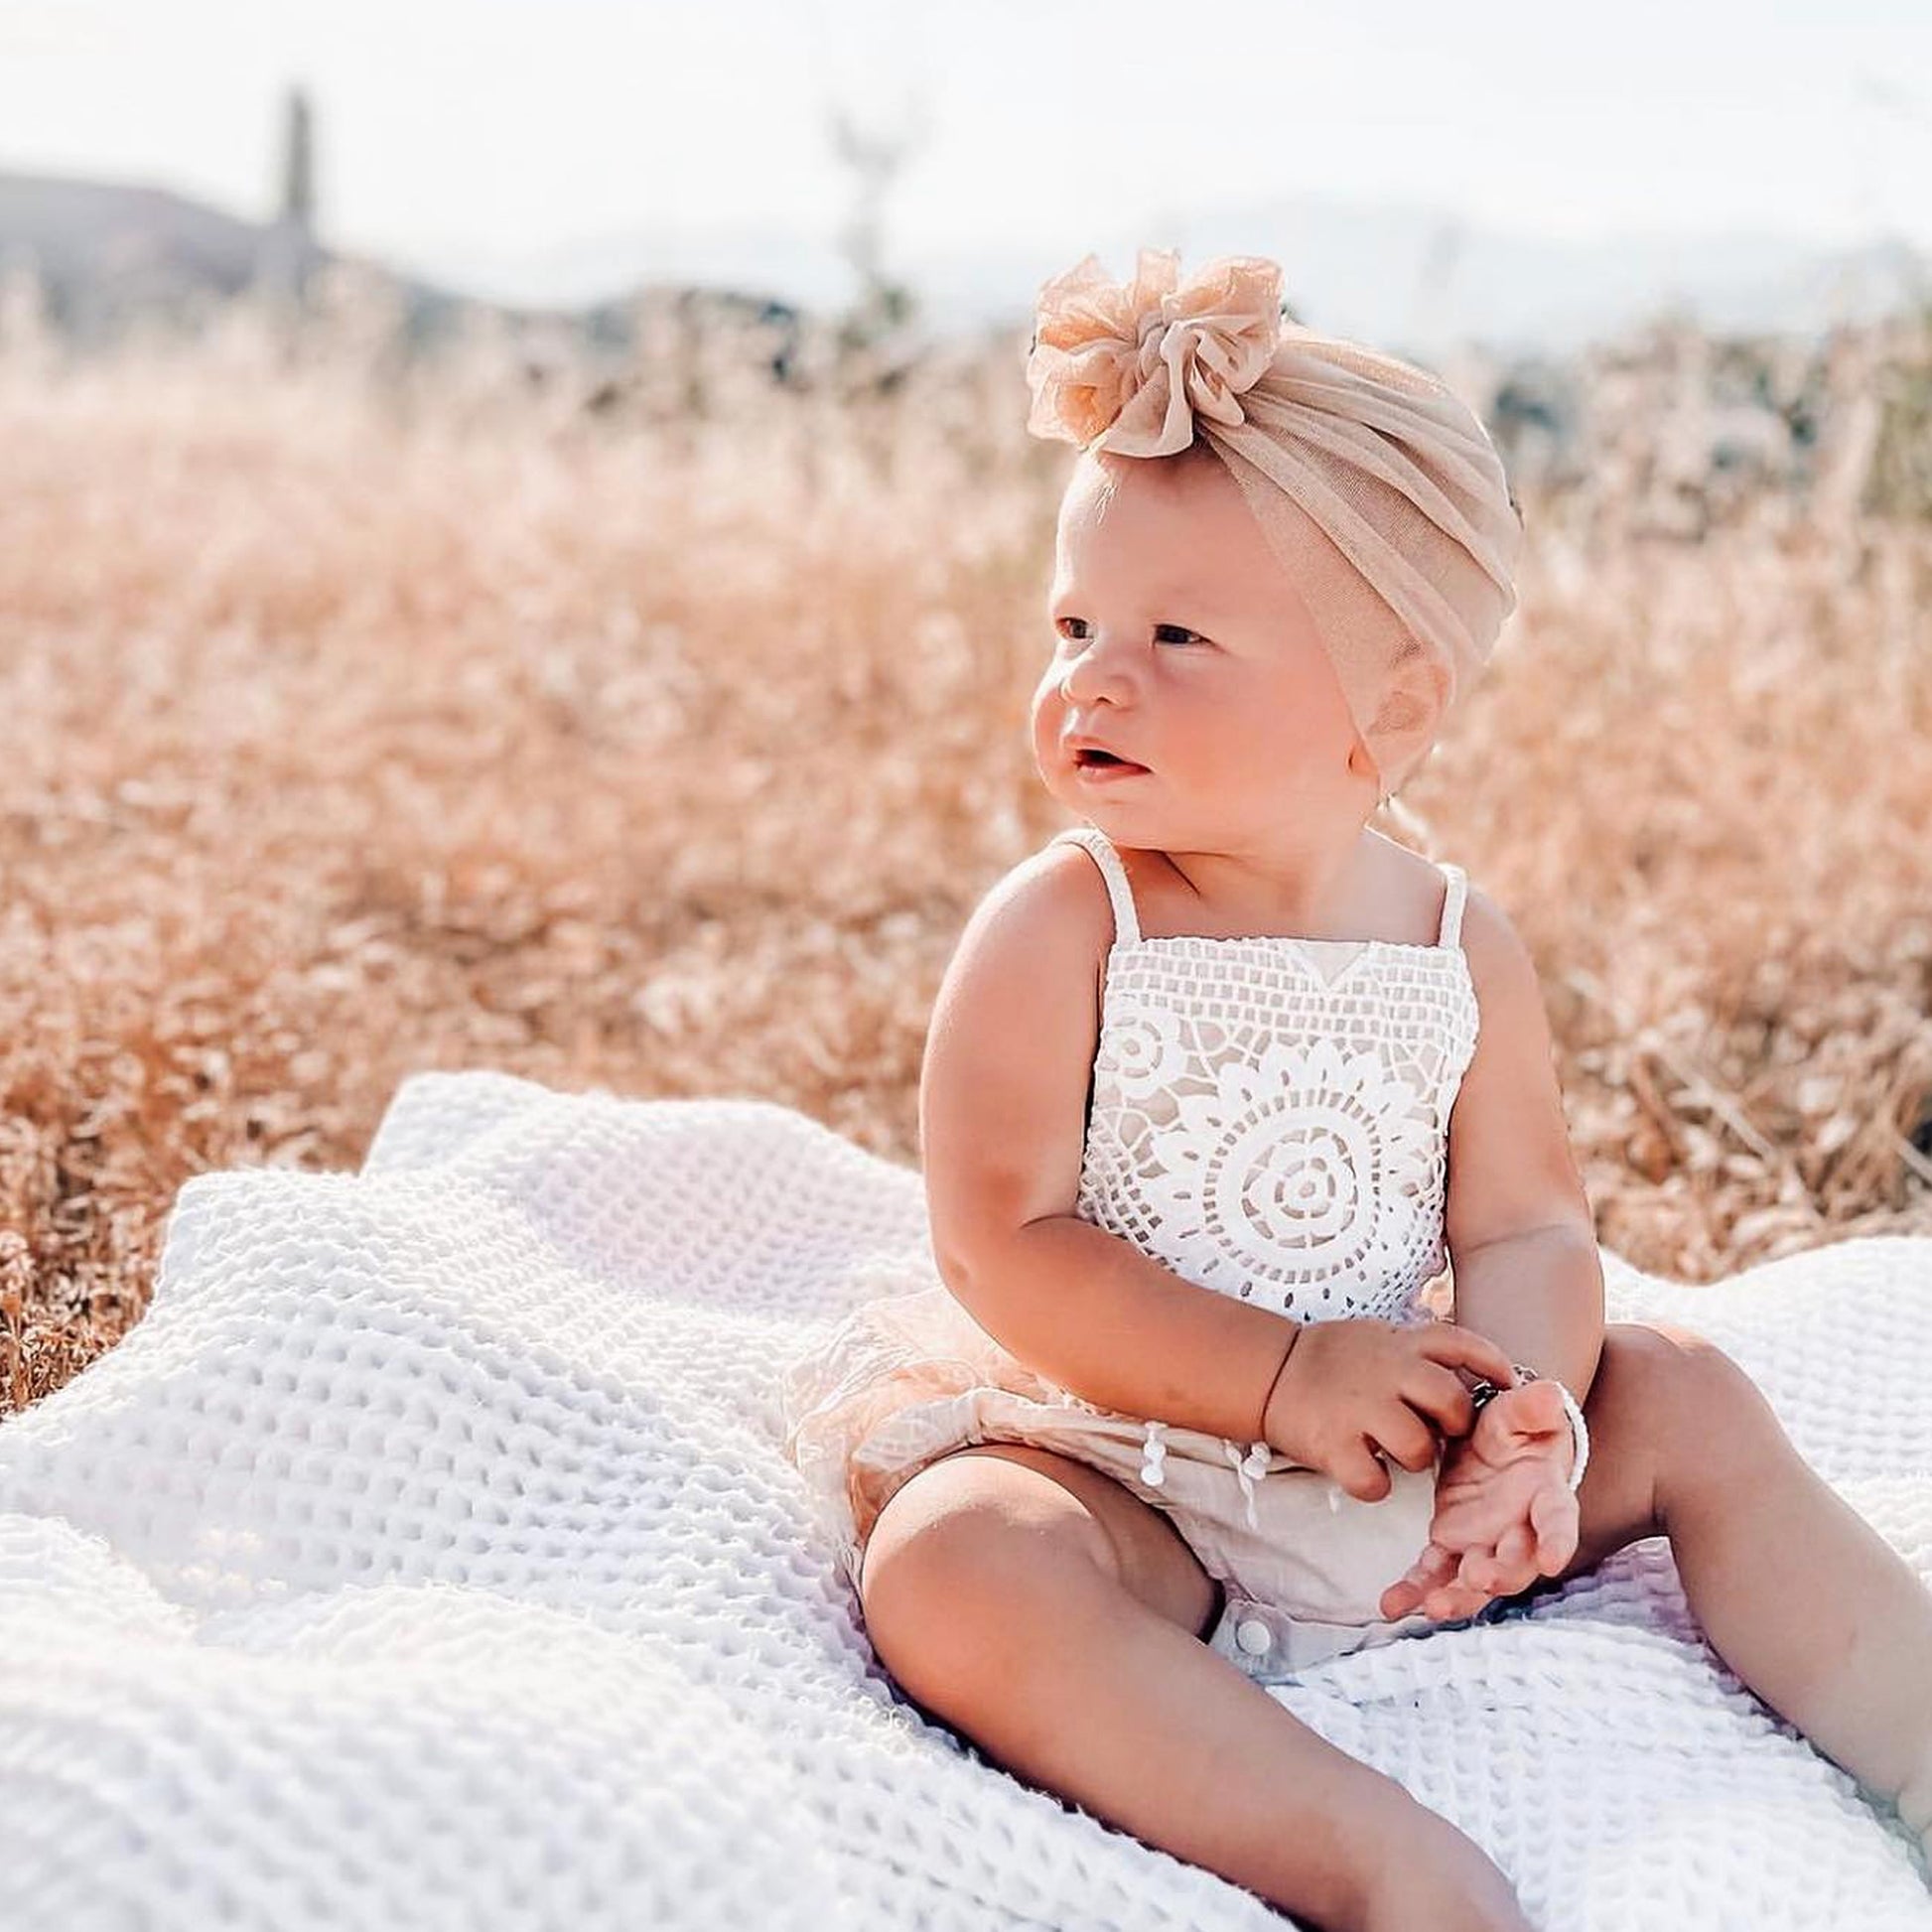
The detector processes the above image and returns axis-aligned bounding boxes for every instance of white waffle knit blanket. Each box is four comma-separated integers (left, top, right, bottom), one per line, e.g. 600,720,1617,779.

3,1068,1930,1931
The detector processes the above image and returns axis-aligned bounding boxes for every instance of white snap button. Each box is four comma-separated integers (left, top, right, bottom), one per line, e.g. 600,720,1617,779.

1235,1616,1273,1656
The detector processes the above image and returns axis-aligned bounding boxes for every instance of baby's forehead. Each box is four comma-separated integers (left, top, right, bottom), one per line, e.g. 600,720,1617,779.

1048,554,1243,615
1051,506,1287,616
1061,449,1260,546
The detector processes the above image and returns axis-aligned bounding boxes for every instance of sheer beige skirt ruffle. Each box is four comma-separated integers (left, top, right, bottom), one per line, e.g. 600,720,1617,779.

779,1283,1457,1678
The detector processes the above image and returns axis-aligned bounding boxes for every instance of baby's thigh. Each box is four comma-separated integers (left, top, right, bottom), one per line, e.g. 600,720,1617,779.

858,1443,1223,1667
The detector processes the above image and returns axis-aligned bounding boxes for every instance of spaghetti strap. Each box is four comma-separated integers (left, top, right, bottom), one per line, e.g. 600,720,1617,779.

1049,826,1143,946
1436,862,1467,949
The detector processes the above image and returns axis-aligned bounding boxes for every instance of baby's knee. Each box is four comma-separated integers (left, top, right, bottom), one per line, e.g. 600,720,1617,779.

857,1449,1120,1693
1626,1320,1760,1404
1610,1320,1775,1469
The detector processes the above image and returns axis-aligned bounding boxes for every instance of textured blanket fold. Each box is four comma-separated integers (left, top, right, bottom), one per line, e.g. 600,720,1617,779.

2,1068,1929,1929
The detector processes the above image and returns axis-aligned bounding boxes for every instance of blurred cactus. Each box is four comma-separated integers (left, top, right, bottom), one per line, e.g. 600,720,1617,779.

281,84,316,236
256,82,322,322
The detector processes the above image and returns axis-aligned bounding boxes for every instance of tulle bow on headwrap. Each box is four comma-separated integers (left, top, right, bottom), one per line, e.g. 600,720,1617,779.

1025,247,1525,801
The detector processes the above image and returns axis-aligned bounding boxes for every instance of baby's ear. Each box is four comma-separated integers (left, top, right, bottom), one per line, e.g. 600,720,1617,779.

1364,654,1454,790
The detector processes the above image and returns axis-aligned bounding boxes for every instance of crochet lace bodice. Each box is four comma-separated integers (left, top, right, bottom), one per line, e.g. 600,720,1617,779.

1053,825,1480,1329
1050,824,1484,1520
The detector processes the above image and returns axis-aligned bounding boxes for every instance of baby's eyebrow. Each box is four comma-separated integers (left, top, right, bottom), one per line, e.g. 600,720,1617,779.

1050,582,1222,615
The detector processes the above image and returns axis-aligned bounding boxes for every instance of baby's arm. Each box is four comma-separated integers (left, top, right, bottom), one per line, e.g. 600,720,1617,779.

1441,883,1605,1403
1380,883,1603,1619
919,843,1298,1445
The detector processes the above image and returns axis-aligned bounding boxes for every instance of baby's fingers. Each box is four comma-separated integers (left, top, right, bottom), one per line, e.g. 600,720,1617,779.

1380,1540,1459,1619
1481,1522,1540,1596
1424,1324,1520,1394
1529,1479,1582,1576
1431,1557,1501,1620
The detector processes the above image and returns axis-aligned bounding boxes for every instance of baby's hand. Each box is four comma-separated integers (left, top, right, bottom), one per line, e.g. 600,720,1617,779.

1377,1379,1580,1623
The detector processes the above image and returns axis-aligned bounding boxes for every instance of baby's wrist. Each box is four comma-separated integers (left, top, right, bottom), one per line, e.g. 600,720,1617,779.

1468,1365,1590,1492
1256,1327,1299,1444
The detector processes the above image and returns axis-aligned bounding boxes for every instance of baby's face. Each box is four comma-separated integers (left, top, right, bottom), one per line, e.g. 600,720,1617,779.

1031,448,1374,844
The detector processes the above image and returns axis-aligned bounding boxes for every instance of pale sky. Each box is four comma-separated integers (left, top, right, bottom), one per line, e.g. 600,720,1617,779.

1,0,1927,286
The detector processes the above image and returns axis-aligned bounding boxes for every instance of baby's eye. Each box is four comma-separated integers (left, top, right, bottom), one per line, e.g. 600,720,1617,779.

1053,618,1204,647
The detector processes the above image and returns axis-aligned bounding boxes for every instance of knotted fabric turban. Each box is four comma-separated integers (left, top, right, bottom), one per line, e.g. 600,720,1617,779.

1025,247,1524,800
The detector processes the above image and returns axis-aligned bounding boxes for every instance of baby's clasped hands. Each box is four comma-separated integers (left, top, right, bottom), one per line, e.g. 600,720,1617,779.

1259,1315,1521,1502
1379,1375,1583,1624
1259,1317,1584,1623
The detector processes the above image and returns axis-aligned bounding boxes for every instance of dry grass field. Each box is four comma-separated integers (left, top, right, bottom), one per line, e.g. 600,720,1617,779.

3,276,1929,1416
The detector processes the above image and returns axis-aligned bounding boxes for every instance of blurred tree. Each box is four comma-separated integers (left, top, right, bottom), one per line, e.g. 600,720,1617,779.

828,102,924,384
804,0,931,398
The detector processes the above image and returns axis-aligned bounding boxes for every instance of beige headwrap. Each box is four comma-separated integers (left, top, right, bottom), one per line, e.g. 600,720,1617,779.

1025,247,1524,801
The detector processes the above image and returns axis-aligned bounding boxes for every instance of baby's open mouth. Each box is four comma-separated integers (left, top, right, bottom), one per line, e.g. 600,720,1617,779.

1075,749,1147,770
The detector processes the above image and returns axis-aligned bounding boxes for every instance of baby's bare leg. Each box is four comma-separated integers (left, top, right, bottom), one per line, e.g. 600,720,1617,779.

859,1443,1530,1932
1645,1335,1932,1841
1524,1323,1932,1852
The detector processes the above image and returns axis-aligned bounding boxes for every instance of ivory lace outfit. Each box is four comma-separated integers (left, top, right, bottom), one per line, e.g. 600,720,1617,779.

780,825,1491,1680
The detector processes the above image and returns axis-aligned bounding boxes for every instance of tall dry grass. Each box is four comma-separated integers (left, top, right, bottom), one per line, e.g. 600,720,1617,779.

2,270,1928,1415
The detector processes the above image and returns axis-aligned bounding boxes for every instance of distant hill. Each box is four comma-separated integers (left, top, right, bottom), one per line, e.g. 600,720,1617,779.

0,171,282,301
0,169,804,359
0,168,426,342
4,166,1926,366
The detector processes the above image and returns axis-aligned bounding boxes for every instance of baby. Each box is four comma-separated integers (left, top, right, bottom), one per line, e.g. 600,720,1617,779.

780,249,1932,1931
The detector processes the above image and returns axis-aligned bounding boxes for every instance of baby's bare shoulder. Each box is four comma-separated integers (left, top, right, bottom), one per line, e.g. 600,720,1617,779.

1456,880,1548,1028
944,841,1117,993
917,842,1114,1275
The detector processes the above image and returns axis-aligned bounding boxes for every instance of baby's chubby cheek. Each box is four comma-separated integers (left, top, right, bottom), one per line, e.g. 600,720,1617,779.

1030,681,1070,773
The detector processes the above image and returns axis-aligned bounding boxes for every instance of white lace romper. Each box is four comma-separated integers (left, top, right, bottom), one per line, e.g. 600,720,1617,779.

1057,822,1479,1446
780,823,1485,1678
